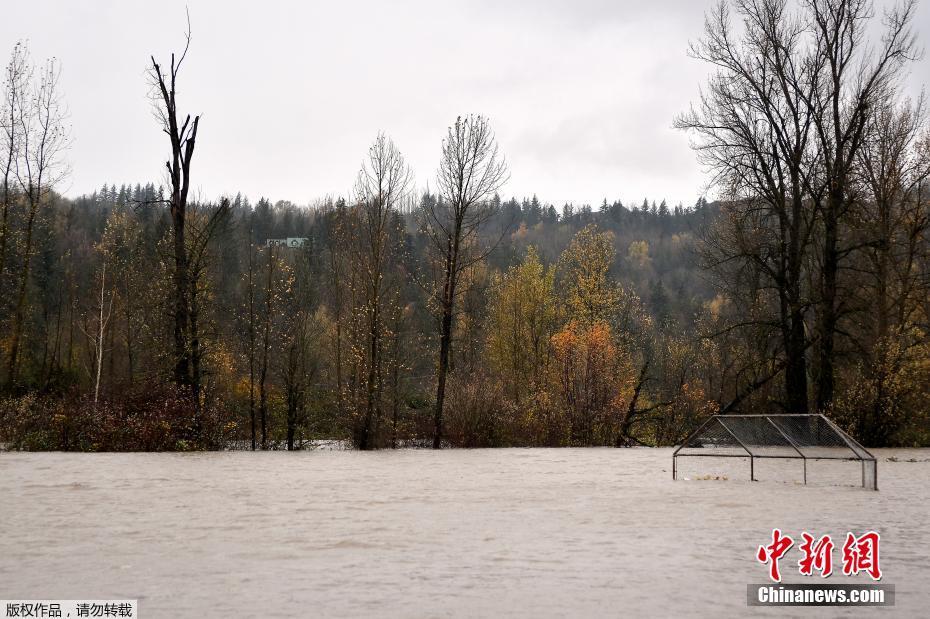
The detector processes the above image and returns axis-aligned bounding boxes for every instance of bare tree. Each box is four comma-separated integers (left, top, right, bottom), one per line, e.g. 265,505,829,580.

678,0,920,415
805,0,919,410
350,134,411,449
148,16,200,393
0,42,28,309
677,0,822,414
7,52,69,388
424,115,508,448
849,94,930,441
856,96,930,344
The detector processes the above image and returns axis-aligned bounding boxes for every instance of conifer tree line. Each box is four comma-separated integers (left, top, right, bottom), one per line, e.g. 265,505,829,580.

1,0,928,450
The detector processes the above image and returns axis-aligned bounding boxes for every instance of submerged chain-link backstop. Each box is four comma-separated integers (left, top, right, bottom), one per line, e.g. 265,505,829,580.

673,414,877,490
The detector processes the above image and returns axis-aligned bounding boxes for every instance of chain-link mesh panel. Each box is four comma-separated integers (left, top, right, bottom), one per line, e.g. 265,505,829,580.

717,416,797,458
677,418,749,456
767,415,867,460
824,419,875,461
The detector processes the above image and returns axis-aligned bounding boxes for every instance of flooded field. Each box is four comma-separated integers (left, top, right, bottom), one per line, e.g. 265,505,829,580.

1,448,927,617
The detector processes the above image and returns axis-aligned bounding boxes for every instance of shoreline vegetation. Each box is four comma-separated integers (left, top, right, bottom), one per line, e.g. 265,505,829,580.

2,1,930,452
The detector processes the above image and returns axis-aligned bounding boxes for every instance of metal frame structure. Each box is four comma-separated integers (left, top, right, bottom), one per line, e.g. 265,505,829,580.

672,414,878,490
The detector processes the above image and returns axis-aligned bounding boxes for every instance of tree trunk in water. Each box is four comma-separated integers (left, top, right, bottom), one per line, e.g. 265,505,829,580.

360,301,379,450
784,186,808,414
785,306,808,413
286,391,296,451
391,330,400,449
433,233,458,450
817,190,840,412
433,312,452,450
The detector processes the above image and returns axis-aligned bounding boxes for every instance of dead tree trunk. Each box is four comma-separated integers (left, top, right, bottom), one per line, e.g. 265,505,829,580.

149,23,200,397
425,115,508,448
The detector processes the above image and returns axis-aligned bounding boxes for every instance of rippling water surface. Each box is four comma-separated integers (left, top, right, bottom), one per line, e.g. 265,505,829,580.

1,448,927,617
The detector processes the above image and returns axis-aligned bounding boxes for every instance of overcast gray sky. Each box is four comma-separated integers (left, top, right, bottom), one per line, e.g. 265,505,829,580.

3,0,929,207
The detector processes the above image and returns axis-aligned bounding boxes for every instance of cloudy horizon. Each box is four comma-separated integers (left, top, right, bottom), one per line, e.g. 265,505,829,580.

3,0,929,208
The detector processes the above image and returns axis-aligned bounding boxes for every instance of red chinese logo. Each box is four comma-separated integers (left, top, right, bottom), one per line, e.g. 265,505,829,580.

798,533,834,577
842,531,881,580
756,528,794,582
757,529,882,581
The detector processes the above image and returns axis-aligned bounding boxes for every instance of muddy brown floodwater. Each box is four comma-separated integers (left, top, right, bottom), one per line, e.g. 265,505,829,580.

1,448,928,617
